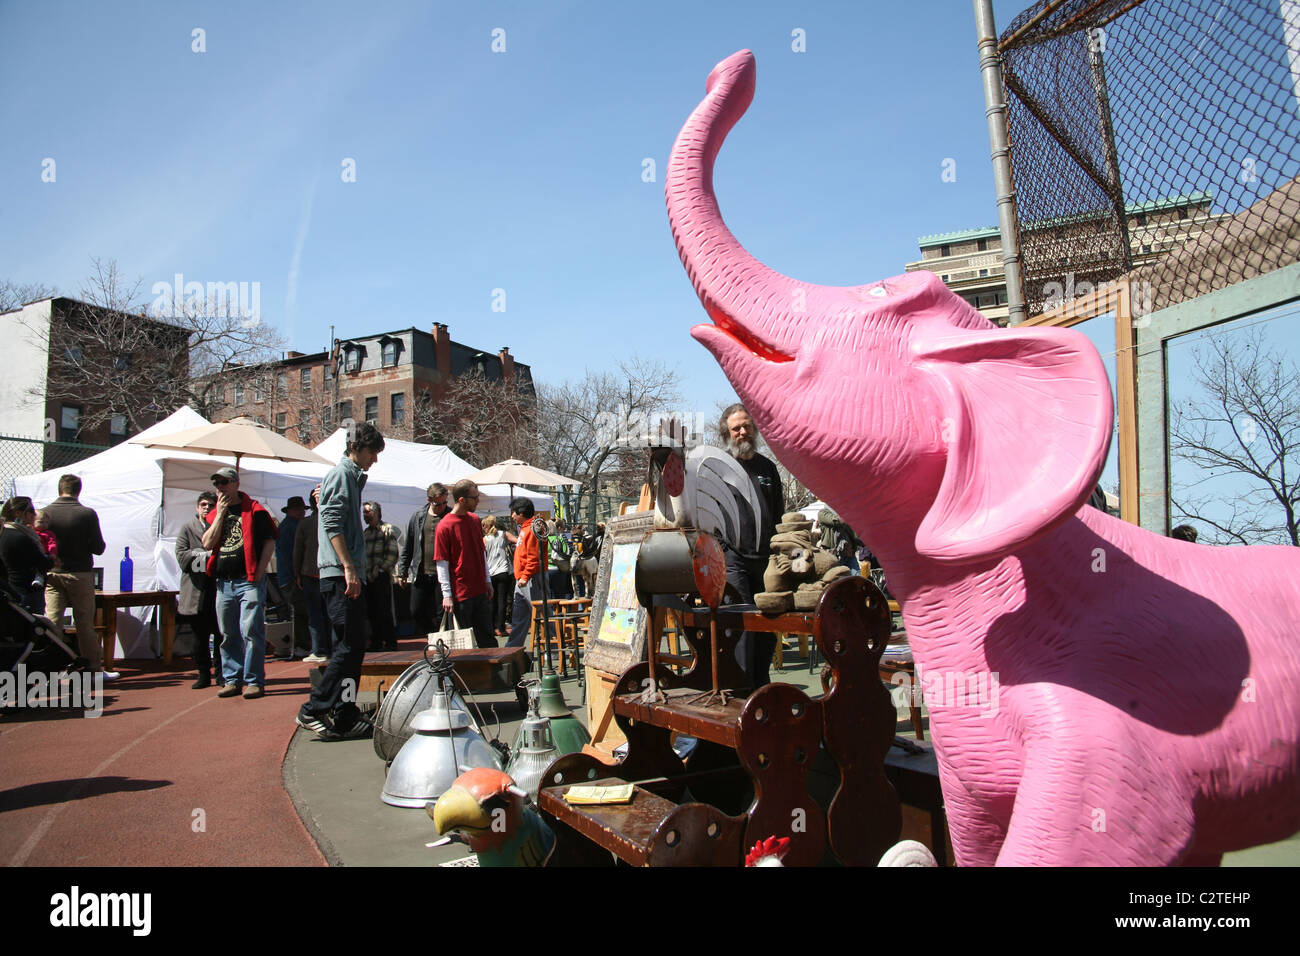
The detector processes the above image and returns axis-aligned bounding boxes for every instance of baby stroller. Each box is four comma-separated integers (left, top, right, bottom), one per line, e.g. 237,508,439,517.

0,578,89,676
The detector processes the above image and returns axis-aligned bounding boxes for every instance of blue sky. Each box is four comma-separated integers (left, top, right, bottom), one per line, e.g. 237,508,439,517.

1,0,1042,415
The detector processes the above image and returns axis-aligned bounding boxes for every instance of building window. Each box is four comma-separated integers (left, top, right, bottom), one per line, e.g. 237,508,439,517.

1141,244,1152,254
979,268,989,277
391,392,405,425
324,364,333,386
64,346,83,364
940,244,951,257
941,274,949,282
298,417,311,443
277,372,288,398
110,414,128,436
1177,207,1189,220
345,348,361,373
253,384,265,404
977,238,988,251
300,368,312,392
276,412,287,433
382,341,398,367
365,396,378,424
338,400,353,422
234,383,245,406
58,406,81,442
323,406,333,430
113,354,131,371
1135,212,1147,226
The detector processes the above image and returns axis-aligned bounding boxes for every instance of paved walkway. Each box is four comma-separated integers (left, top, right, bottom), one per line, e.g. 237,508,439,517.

0,657,324,867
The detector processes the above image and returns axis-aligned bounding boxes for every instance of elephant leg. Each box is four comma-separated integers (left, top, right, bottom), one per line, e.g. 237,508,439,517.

938,774,1007,866
996,742,1194,866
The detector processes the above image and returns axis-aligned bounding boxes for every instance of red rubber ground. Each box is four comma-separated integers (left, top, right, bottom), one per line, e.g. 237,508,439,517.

0,658,325,867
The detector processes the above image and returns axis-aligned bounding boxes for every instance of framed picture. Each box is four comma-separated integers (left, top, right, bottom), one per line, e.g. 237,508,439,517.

586,510,654,675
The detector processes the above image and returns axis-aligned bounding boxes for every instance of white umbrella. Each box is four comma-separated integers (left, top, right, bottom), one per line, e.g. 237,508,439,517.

130,416,332,470
464,459,582,519
465,459,582,489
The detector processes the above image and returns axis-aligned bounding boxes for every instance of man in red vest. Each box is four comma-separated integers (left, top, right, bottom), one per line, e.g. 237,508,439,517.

201,467,277,699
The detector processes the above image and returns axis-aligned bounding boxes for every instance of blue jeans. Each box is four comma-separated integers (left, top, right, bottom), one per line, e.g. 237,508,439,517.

301,576,331,658
215,577,268,688
299,576,367,730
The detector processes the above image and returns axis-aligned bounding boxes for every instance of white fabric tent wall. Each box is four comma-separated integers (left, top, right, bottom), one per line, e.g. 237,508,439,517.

309,430,552,518
13,411,556,660
13,407,216,658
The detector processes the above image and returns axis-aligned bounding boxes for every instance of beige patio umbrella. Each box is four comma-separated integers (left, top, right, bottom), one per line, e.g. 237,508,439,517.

130,416,332,469
464,459,582,499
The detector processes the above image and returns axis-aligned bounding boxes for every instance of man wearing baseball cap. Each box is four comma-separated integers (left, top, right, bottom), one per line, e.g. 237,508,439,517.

200,467,277,699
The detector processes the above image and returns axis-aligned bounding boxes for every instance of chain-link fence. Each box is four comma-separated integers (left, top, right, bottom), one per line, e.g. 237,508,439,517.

0,434,109,498
1000,0,1300,317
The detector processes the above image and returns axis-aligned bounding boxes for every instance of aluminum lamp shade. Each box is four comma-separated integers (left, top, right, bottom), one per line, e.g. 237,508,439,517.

504,683,560,802
381,692,503,809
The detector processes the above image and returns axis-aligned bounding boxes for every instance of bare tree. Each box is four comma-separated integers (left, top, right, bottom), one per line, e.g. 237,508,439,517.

536,357,681,526
404,368,538,465
14,258,286,434
0,279,58,312
1169,326,1300,546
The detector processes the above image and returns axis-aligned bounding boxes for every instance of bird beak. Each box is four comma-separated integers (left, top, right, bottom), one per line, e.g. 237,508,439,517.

429,786,493,835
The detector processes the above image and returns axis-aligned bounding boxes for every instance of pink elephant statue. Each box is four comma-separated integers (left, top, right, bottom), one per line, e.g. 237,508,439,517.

665,50,1300,866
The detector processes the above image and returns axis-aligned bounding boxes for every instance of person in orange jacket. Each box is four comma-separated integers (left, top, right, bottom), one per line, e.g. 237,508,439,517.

505,496,546,651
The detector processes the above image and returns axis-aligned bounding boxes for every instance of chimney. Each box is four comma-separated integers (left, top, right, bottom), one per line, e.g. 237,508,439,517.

287,350,304,358
498,346,514,383
433,323,451,384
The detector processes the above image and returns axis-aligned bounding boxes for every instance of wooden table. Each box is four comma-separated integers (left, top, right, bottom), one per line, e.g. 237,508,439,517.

94,590,178,669
348,645,529,699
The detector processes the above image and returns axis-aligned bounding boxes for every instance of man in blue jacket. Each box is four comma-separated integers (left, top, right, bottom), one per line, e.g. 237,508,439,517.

295,422,385,740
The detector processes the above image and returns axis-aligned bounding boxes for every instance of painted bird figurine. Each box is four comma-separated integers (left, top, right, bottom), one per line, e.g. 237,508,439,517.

429,768,555,867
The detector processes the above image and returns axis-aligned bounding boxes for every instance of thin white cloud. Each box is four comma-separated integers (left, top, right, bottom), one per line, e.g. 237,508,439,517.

284,176,318,340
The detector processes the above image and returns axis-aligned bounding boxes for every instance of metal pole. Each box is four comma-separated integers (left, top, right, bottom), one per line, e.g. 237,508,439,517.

974,0,1028,325
1089,27,1132,273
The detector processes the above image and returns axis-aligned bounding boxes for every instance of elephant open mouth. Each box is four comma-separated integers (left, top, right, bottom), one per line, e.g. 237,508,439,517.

700,303,796,364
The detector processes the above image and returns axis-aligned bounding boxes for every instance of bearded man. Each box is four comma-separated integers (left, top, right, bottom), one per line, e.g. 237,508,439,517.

721,403,784,688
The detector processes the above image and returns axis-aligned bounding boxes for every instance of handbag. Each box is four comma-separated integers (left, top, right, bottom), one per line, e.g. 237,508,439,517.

431,613,476,651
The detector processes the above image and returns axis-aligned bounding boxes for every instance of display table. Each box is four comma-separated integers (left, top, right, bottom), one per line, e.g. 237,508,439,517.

94,590,178,669
343,645,529,700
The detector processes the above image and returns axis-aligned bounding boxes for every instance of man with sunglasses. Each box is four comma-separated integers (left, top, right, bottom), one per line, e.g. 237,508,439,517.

201,467,278,699
395,482,451,635
432,479,495,648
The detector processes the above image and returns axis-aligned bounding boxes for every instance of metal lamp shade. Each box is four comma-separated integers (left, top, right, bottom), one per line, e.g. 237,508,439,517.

381,693,503,809
373,659,476,763
535,673,591,755
505,713,560,803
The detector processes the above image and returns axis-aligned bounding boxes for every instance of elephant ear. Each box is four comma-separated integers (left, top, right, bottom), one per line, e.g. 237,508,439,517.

911,324,1113,564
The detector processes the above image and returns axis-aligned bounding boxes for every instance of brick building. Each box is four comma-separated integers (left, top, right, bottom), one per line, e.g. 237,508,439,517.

1,296,189,473
199,323,533,446
905,193,1222,325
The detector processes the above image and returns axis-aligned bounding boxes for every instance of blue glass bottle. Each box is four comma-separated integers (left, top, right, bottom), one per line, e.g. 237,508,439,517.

120,547,134,592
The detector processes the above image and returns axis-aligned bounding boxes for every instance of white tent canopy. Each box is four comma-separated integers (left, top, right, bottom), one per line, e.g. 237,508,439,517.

307,429,552,519
12,411,553,659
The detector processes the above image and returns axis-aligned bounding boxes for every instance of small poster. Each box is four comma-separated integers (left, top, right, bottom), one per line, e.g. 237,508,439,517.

586,511,653,675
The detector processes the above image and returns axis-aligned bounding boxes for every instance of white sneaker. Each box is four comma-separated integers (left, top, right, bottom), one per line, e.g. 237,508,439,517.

303,654,328,664
100,671,121,681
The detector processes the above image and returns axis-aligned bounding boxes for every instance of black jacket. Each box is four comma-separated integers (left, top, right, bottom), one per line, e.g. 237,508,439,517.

395,506,448,582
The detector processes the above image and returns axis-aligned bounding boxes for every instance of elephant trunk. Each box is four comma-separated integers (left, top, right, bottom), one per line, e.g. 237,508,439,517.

665,50,831,357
